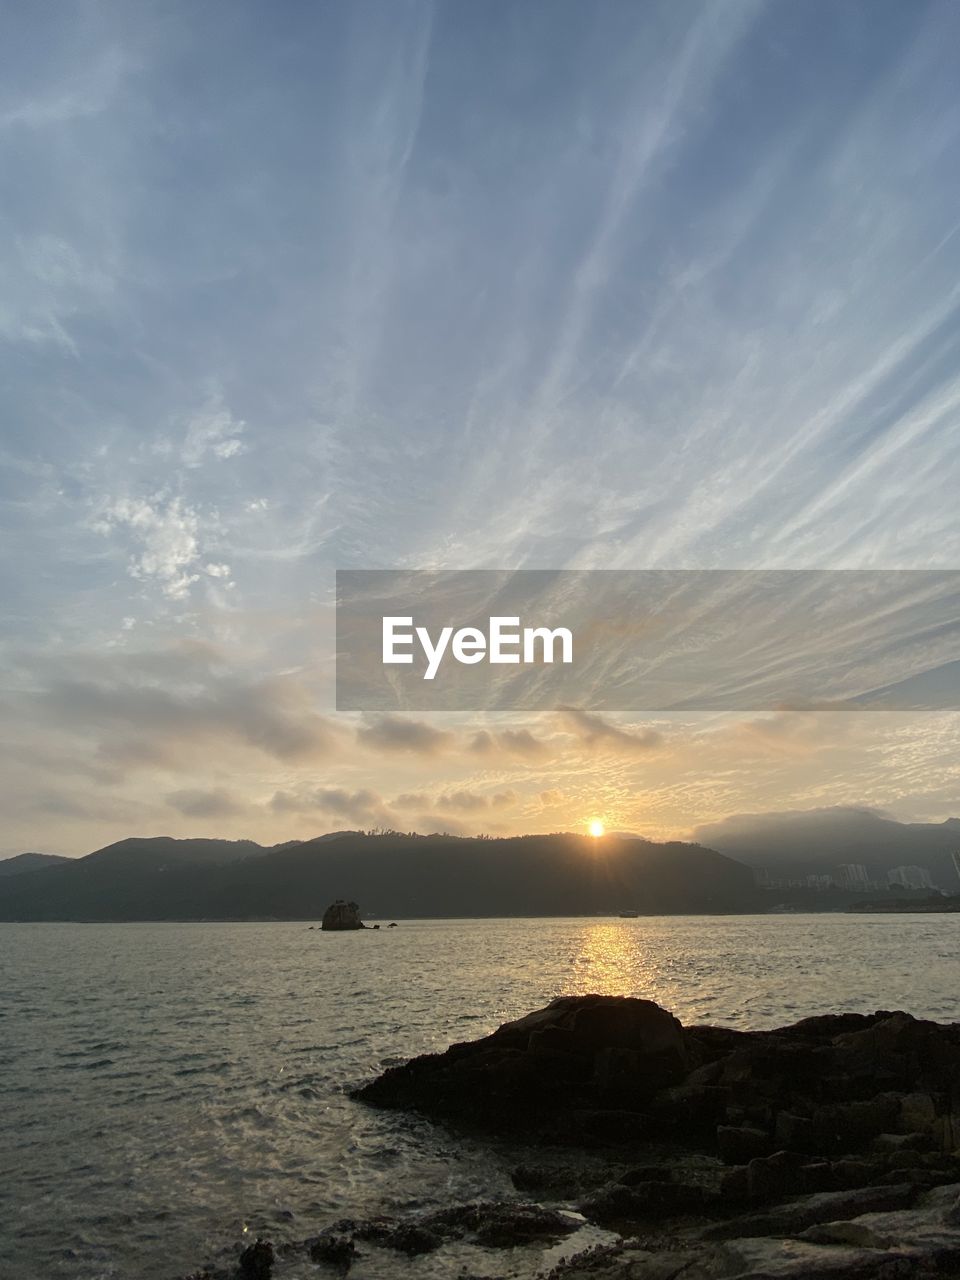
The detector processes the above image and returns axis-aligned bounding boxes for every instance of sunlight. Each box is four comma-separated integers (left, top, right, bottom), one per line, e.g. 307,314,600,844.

588,819,605,838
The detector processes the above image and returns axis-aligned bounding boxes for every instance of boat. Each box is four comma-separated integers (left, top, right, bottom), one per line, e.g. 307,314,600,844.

617,909,639,918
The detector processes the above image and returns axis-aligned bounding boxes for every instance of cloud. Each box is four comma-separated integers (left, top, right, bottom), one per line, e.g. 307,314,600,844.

0,46,127,130
556,707,663,755
167,787,242,818
436,789,489,813
270,786,386,825
356,714,453,755
469,728,548,759
181,395,246,467
732,710,854,758
434,787,519,812
94,495,202,599
27,646,336,767
392,791,431,810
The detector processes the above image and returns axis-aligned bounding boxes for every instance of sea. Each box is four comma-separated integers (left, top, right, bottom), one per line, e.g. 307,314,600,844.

2,914,958,1280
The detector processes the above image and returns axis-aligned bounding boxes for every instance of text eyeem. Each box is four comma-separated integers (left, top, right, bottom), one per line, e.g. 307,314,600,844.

382,616,573,680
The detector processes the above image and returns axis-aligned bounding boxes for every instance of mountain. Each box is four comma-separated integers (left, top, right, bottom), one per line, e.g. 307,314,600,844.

72,835,268,871
694,808,960,888
0,831,756,921
0,852,71,877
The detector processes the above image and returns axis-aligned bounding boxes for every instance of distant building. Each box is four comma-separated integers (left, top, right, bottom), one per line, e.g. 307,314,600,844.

806,874,834,890
835,863,875,891
888,865,936,890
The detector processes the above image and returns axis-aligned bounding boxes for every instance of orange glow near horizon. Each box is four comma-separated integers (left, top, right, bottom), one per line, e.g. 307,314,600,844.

588,819,605,838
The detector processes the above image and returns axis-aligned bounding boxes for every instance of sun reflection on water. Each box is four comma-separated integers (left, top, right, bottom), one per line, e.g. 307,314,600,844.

568,923,656,998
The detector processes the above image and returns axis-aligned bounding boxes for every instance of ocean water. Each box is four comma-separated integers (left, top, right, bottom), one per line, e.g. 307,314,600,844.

2,914,959,1279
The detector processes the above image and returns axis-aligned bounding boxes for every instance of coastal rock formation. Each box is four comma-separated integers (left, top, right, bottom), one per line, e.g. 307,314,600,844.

548,1181,960,1278
351,994,960,1273
178,997,960,1280
355,996,960,1162
355,994,689,1126
320,900,363,931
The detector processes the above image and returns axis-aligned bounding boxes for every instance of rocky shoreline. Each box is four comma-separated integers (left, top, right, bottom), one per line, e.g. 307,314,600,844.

181,995,960,1278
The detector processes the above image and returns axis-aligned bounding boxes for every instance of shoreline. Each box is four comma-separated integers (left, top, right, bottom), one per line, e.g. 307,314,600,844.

178,994,960,1279
2,904,958,923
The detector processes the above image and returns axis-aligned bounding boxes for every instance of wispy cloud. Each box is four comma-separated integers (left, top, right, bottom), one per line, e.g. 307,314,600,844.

3,3,960,853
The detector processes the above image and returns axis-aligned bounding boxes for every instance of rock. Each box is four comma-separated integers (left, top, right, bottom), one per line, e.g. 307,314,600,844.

619,1165,674,1185
831,1158,884,1189
803,1162,836,1192
872,1131,938,1154
383,1224,442,1255
715,1235,919,1278
321,900,364,931
353,995,687,1130
875,1165,944,1188
550,1183,960,1279
812,1095,902,1154
308,1235,355,1270
579,1179,707,1227
719,1164,750,1202
353,994,960,1163
717,1123,773,1164
744,1150,813,1201
649,1083,731,1134
898,1092,938,1134
799,1220,894,1248
701,1181,920,1240
509,996,688,1087
510,1163,588,1193
422,1201,580,1248
774,1112,817,1153
237,1238,273,1279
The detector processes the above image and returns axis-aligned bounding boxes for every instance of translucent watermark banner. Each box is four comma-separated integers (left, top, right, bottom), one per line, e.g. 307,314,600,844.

336,569,960,712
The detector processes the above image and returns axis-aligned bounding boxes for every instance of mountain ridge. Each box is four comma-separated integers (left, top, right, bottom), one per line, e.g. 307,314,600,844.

0,831,755,921
694,807,960,887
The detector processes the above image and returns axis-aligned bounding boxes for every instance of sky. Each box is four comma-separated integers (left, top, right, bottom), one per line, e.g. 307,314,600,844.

2,0,960,856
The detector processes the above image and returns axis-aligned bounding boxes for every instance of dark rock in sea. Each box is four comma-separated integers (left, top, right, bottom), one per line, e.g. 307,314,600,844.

346,992,960,1276
355,994,960,1174
579,1178,708,1228
421,1201,580,1248
511,1162,593,1193
381,1223,442,1255
320,900,364,931
619,1164,674,1185
308,1233,355,1270
354,995,687,1130
236,1237,273,1279
297,1200,578,1269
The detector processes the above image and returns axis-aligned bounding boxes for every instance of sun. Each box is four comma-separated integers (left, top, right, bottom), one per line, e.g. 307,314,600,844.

588,819,605,838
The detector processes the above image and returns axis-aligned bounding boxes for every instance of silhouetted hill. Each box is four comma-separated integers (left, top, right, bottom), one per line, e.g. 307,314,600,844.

0,832,756,921
77,836,267,871
694,808,960,888
0,852,71,877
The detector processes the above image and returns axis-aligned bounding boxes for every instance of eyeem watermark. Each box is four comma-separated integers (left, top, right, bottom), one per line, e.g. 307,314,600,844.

382,616,573,680
337,569,960,712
